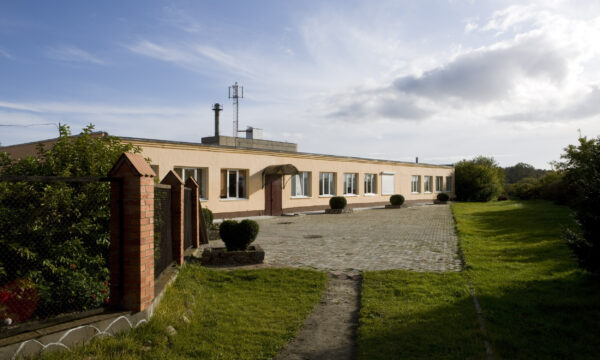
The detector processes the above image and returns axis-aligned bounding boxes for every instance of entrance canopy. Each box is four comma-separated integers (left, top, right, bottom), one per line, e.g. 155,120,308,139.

262,164,299,188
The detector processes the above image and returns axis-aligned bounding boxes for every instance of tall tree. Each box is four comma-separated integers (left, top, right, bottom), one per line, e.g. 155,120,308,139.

455,156,505,202
557,136,600,272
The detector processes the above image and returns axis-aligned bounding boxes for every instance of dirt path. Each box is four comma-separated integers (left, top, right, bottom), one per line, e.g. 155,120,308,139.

275,272,361,360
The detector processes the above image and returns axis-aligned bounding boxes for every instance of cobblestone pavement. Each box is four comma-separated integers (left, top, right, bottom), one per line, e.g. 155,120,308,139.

254,204,462,272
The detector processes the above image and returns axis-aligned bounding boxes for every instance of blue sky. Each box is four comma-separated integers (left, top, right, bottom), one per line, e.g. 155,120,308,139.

1,0,600,168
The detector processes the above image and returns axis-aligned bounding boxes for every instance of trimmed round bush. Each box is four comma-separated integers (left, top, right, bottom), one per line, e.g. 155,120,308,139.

436,193,450,202
202,208,213,226
238,219,259,245
219,220,238,247
219,219,260,251
390,194,405,206
329,196,347,210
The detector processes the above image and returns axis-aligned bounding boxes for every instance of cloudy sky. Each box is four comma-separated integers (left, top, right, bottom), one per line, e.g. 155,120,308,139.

1,0,600,168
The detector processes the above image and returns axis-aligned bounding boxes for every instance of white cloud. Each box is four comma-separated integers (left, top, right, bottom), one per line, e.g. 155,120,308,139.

45,45,106,65
394,33,568,103
126,40,258,79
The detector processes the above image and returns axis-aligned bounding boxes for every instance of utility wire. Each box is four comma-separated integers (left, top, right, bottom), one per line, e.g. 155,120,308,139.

0,123,59,128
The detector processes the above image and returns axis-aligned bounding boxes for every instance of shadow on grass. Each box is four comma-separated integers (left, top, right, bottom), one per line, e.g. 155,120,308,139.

478,272,600,360
359,272,600,360
358,296,485,360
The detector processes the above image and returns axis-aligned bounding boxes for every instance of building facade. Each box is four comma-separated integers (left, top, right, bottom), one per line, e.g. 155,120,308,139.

1,134,455,219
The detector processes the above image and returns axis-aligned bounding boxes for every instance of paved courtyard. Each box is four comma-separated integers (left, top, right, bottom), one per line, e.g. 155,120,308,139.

253,204,462,272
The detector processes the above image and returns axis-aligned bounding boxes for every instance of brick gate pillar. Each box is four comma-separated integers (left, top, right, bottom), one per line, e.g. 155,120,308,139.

108,153,155,312
161,171,184,265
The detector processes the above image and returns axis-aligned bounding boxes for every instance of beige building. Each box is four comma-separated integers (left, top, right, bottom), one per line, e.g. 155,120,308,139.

2,131,455,219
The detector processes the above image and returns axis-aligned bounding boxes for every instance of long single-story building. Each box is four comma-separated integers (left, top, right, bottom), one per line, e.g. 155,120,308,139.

1,122,455,219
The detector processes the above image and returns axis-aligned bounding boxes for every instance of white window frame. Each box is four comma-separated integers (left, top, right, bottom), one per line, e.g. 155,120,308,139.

446,176,452,192
221,169,248,200
411,175,421,194
381,172,395,195
424,176,433,193
364,173,376,195
319,172,335,196
343,173,358,196
291,172,311,198
174,166,208,200
436,176,443,193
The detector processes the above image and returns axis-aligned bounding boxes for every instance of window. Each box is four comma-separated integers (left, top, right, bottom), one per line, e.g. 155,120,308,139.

292,172,310,197
436,176,443,192
446,176,452,192
424,176,433,193
175,167,208,200
364,174,376,195
220,169,247,199
344,173,358,195
411,175,421,193
381,173,395,195
319,172,335,196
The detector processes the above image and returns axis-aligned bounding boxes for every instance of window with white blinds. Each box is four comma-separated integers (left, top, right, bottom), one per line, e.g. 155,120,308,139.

381,173,394,195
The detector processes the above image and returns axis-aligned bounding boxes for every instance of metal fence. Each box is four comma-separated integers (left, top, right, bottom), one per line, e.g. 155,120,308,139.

183,187,193,250
0,177,111,332
154,184,173,278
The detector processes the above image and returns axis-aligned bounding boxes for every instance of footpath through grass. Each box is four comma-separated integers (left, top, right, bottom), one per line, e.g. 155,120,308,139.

359,200,600,360
40,266,326,360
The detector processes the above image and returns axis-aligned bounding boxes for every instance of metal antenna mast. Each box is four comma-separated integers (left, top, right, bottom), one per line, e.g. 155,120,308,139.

228,82,244,137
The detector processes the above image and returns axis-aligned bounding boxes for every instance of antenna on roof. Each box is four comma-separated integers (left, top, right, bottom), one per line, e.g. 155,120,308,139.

228,82,244,137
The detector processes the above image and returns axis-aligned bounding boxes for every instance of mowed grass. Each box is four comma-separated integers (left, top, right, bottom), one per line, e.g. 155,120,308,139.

359,200,600,360
453,200,600,359
40,266,326,360
358,271,485,360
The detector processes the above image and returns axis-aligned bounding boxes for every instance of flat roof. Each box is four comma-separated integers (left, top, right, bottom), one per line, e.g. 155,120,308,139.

0,132,453,168
119,135,454,168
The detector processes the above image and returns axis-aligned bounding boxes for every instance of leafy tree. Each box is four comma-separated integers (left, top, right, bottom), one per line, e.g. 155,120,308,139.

0,124,140,321
454,156,504,202
504,162,546,184
556,136,600,272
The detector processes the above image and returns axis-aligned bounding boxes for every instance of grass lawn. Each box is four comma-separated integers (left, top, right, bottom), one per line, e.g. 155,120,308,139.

358,271,485,360
454,200,600,359
359,200,600,360
40,266,326,360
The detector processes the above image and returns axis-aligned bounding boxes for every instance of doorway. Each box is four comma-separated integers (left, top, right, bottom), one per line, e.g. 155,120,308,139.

265,174,283,216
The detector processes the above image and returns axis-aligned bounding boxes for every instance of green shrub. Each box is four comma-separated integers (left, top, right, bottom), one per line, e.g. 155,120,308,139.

329,196,347,209
508,177,539,200
436,193,449,202
390,194,405,206
219,220,238,246
0,124,138,321
507,172,573,204
557,135,600,272
219,219,260,251
202,208,213,227
562,228,598,272
455,156,504,202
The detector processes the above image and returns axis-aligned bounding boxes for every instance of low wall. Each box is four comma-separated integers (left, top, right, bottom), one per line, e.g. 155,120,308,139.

0,266,178,360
